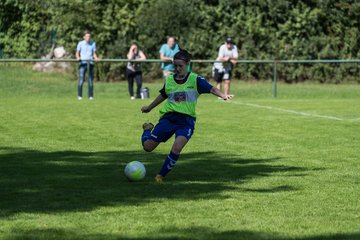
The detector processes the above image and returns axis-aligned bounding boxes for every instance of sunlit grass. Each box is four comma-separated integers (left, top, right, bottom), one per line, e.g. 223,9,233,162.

0,65,359,239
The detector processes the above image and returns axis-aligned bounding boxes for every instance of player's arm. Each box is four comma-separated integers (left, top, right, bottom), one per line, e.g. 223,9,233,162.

93,42,99,61
230,48,239,64
160,53,173,62
217,46,230,62
76,43,81,61
76,51,80,61
139,51,146,60
141,94,166,113
219,56,230,62
197,75,233,100
210,87,233,100
127,46,135,59
229,55,238,64
93,52,99,61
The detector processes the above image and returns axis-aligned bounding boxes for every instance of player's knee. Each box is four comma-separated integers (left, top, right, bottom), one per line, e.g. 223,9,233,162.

171,145,182,155
143,142,155,152
143,145,153,152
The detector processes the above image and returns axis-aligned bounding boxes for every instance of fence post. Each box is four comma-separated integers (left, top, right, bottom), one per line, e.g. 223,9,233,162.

273,61,277,97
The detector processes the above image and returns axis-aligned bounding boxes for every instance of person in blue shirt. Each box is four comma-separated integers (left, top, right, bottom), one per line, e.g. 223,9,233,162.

159,36,180,77
76,30,99,100
141,49,233,183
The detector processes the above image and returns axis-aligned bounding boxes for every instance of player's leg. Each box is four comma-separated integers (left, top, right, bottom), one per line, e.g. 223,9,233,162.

126,69,135,99
88,63,94,99
135,72,142,99
224,80,230,95
141,118,174,152
214,68,223,91
78,64,86,99
155,123,194,182
142,123,159,152
223,69,232,96
155,136,189,183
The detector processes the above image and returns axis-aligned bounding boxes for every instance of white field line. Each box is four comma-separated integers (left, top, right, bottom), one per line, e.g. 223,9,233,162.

222,101,360,121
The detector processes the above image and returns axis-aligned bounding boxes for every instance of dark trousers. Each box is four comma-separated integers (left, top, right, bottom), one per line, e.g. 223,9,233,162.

78,63,94,98
126,69,142,98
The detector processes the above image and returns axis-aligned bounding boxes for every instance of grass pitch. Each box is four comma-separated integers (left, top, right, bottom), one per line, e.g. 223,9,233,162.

0,65,360,239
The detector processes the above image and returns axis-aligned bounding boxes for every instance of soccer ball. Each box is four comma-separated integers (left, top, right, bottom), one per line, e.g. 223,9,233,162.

124,161,146,181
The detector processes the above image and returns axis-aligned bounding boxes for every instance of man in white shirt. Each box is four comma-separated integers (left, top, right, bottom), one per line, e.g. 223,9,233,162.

213,37,238,96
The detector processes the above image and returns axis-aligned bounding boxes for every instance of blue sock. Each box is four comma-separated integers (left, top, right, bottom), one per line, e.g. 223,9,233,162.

159,151,180,177
141,130,151,145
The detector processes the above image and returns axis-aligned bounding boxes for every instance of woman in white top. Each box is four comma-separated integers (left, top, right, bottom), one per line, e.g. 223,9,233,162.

126,43,146,99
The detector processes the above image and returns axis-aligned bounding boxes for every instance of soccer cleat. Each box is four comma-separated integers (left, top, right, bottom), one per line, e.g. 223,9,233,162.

78,96,82,100
89,97,94,100
130,96,135,100
154,174,164,183
142,122,154,131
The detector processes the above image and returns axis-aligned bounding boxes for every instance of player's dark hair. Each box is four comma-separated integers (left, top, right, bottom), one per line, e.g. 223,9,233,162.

174,49,192,63
131,42,139,47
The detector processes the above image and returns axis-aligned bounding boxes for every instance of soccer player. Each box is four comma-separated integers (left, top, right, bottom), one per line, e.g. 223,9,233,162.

141,49,233,183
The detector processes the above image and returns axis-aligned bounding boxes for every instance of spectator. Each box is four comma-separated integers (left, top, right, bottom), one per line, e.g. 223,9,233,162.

126,43,146,100
159,36,180,77
213,37,238,96
75,30,99,100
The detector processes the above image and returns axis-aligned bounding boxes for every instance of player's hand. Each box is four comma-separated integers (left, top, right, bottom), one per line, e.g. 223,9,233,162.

141,106,151,113
230,59,237,65
222,94,234,101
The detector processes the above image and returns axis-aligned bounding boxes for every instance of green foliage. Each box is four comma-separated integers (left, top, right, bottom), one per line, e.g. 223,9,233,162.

0,0,359,82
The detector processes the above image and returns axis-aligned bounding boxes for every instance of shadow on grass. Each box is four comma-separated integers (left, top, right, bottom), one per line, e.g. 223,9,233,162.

0,146,315,217
3,227,360,240
242,185,298,193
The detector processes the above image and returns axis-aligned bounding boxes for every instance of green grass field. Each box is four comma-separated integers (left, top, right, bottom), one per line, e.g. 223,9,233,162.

1,65,360,240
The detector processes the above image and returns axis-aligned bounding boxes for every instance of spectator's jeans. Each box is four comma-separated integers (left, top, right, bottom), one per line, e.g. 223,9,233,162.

78,63,94,98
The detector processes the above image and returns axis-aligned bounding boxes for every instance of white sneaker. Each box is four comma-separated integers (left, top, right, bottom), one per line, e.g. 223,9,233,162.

130,96,135,100
89,97,93,100
78,96,82,100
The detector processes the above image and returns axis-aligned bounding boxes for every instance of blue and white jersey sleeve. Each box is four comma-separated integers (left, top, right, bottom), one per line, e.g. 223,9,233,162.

159,84,168,98
196,75,213,94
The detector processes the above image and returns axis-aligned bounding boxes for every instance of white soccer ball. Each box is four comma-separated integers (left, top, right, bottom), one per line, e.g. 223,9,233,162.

124,161,146,181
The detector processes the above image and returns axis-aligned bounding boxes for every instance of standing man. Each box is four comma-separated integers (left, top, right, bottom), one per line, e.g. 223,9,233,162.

76,30,99,100
213,37,238,96
159,36,180,77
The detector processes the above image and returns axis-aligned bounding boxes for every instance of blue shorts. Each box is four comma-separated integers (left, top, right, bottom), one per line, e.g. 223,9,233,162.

150,112,196,143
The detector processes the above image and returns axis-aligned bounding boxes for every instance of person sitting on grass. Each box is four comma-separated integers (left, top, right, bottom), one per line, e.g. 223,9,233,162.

140,49,233,183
